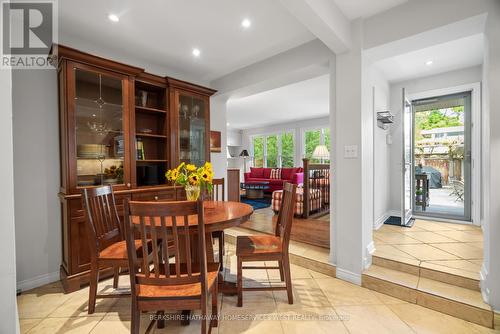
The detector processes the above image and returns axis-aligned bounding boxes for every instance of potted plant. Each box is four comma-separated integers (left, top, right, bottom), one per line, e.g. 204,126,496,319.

415,188,424,203
165,162,213,201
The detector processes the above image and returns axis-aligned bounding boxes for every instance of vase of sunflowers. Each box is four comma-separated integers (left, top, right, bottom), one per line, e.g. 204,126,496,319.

166,162,213,202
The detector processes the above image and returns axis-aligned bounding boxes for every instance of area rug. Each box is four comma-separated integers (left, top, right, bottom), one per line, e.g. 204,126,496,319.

383,216,415,228
240,196,272,210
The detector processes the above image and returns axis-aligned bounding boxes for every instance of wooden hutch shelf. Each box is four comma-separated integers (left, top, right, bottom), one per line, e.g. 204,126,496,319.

53,44,216,292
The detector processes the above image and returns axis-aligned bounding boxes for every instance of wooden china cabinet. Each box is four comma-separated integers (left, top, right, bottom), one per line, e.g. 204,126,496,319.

54,45,216,292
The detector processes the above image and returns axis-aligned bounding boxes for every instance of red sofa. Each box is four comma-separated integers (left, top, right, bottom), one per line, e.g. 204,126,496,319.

244,167,304,193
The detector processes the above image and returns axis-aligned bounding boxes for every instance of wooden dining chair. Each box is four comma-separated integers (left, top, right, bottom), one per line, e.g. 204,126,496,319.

82,185,155,314
124,199,219,334
211,178,225,271
236,182,297,307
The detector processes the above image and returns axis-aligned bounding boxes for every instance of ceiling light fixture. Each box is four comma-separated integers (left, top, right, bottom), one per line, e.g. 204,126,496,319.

192,48,201,57
425,60,433,66
241,18,251,28
108,14,119,22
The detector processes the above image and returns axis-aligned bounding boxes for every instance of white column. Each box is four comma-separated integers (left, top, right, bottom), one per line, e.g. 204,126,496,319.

483,1,500,311
332,20,374,284
0,66,19,332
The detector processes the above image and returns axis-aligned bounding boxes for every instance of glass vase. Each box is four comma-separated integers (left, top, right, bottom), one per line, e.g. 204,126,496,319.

185,185,201,201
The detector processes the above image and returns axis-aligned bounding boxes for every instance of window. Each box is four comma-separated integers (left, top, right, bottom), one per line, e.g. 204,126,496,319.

281,132,294,167
251,131,294,168
252,137,264,167
266,135,278,167
303,127,330,163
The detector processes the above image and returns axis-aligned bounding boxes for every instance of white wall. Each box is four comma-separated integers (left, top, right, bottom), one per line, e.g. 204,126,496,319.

240,116,330,167
209,95,228,198
368,67,391,228
387,66,483,213
12,69,61,291
0,64,20,333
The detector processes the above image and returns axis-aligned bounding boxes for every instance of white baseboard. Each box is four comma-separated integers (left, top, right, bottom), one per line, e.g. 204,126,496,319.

336,267,361,285
480,262,490,304
17,271,59,292
374,212,390,230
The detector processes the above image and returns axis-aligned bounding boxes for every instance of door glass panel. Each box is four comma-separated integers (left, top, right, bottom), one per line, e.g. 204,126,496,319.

179,94,206,166
75,69,125,187
281,132,294,167
253,137,264,167
266,135,278,167
413,92,471,220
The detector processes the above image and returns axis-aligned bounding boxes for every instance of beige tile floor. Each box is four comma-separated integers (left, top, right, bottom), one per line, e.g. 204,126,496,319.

18,243,498,333
373,219,483,280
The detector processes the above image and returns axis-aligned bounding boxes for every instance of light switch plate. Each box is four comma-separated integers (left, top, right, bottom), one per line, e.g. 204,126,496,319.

344,145,358,159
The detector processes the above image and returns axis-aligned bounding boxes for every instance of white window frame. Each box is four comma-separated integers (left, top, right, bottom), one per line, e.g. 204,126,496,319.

250,130,295,168
301,127,330,159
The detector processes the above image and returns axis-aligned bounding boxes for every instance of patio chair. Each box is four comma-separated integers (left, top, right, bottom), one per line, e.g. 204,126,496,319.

451,179,465,202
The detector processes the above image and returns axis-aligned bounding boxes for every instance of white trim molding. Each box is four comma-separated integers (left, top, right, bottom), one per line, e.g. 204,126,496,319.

336,267,362,285
17,271,60,293
374,211,391,230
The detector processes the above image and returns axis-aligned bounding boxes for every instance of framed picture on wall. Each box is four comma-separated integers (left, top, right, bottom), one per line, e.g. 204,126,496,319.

210,131,221,152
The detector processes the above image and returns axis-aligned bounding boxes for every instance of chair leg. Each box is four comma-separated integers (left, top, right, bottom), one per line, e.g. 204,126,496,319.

237,258,243,307
283,256,293,304
201,305,207,334
113,266,120,289
278,260,285,281
88,262,99,314
157,311,165,329
212,277,219,328
218,233,224,272
131,300,140,334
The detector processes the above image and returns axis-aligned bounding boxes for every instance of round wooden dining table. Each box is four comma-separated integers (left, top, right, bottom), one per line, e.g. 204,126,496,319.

131,200,253,291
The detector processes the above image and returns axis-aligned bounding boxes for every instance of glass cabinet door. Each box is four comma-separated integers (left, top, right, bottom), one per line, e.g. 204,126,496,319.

178,93,206,166
73,66,128,188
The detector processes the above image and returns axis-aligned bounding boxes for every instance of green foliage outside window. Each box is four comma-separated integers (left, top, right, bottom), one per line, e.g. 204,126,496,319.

266,135,278,167
253,137,264,167
415,106,464,140
305,130,321,162
281,132,294,167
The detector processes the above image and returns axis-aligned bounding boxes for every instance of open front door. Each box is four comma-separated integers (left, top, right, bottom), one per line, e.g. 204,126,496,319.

401,88,413,226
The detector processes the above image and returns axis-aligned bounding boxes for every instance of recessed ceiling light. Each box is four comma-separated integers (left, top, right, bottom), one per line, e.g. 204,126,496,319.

425,60,433,66
226,122,230,126
241,18,251,28
192,48,201,57
108,14,119,22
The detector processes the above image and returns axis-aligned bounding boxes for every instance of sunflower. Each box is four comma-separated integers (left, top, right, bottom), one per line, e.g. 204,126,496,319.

188,173,200,185
168,168,179,182
201,170,212,183
186,164,197,172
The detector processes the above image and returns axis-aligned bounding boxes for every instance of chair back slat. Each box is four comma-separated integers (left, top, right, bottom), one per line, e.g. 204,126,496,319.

275,182,297,252
211,178,225,201
82,186,122,254
125,200,207,288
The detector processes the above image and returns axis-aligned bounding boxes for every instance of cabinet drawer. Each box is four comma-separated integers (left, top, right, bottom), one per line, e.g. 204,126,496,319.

132,190,176,201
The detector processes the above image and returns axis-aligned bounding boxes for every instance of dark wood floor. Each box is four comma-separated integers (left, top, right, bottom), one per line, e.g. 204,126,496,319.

240,207,330,249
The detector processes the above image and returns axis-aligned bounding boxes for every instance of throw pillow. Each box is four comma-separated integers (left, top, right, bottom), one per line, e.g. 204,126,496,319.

270,168,282,179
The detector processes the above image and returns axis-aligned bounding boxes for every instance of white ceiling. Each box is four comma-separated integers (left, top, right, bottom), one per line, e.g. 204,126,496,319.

227,75,329,130
333,0,408,20
374,34,484,83
59,0,315,82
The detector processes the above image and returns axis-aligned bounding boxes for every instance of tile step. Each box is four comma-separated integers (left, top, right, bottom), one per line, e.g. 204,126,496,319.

362,265,493,328
372,255,480,291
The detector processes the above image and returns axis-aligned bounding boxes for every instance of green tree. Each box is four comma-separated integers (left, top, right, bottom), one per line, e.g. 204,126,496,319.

266,135,278,167
253,136,264,167
281,132,294,167
415,106,464,140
